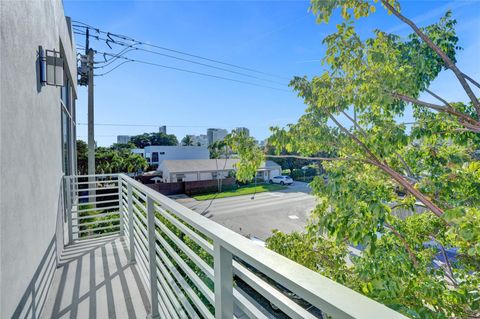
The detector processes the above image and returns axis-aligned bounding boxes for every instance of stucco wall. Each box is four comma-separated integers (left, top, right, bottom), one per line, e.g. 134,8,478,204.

0,1,77,317
199,172,213,181
143,146,210,165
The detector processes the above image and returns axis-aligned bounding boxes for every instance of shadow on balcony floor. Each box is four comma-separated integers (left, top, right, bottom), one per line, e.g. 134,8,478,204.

41,235,150,319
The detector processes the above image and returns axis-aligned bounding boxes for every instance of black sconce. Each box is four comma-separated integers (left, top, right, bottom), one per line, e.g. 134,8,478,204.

39,46,64,87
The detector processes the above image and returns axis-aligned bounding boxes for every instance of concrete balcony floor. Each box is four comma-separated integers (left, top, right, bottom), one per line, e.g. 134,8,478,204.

42,236,150,319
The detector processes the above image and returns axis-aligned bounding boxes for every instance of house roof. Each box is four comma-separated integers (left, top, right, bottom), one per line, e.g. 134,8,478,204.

159,159,281,173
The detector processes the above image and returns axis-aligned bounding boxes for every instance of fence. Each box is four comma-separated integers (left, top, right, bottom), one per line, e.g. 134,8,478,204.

143,178,237,196
64,173,407,319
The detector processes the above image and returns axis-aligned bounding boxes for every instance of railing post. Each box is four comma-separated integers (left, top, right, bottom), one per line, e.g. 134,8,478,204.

214,241,233,319
66,176,73,245
118,175,124,236
147,196,160,319
127,183,135,264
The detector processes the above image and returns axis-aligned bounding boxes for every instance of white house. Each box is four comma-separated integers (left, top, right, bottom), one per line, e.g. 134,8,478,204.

132,145,209,167
158,159,281,183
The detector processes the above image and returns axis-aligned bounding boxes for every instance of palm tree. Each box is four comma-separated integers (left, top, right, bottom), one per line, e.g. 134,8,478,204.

181,135,194,146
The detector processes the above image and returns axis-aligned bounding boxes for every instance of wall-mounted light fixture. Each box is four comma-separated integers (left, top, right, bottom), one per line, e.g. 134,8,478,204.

39,46,64,87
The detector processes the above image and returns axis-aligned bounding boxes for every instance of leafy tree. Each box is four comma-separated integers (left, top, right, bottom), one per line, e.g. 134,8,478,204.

130,132,178,148
208,140,228,159
150,132,178,146
111,142,136,151
181,135,194,146
129,133,151,148
95,147,148,174
226,131,263,182
76,140,148,175
265,145,310,176
229,2,480,318
76,140,88,175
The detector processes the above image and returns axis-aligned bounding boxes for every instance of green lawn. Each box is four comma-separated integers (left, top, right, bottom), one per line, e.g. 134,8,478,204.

192,183,287,201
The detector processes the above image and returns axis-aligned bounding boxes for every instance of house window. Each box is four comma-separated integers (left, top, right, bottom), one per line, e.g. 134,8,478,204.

60,70,76,220
152,152,159,162
176,174,185,182
60,76,74,175
159,152,165,155
212,172,218,179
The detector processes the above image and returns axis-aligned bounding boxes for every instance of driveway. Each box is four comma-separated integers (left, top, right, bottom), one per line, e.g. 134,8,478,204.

174,182,317,241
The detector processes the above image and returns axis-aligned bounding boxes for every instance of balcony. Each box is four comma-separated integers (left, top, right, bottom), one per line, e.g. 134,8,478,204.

42,174,407,318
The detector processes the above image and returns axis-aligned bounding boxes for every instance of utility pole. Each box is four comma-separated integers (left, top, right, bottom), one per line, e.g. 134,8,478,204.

84,28,96,204
84,28,95,180
87,48,95,178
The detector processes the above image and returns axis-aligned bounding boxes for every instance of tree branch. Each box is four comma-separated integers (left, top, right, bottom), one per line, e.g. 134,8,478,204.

328,114,383,164
430,236,458,287
425,89,453,109
395,153,417,181
391,92,480,131
381,0,480,114
266,154,348,162
341,110,366,137
461,72,480,89
327,111,446,218
385,223,419,267
373,161,446,218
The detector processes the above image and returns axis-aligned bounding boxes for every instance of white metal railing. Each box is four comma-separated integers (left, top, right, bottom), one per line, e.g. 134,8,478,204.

65,173,407,319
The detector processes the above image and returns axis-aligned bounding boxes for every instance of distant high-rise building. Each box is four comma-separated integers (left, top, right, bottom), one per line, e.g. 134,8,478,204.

233,127,250,137
207,128,228,146
159,125,167,134
189,134,208,147
117,135,131,144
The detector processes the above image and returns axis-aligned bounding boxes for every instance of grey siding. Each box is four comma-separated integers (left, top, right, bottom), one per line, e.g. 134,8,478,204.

0,1,77,317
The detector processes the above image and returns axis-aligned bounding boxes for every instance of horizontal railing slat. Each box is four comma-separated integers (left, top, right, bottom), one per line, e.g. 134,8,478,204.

234,261,317,319
76,218,120,228
65,173,408,319
155,256,197,318
76,211,120,221
155,246,214,319
154,216,214,280
76,192,120,200
155,232,215,305
76,224,120,235
73,205,119,213
154,204,214,255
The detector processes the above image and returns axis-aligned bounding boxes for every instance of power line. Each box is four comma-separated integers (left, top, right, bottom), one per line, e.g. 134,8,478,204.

92,50,290,92
72,30,287,86
77,123,273,128
95,61,132,76
72,21,289,80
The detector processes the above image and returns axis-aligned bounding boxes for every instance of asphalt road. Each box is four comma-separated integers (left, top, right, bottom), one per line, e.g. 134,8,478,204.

173,182,317,241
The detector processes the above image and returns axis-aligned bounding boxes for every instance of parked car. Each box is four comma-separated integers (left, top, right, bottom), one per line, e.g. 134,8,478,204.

269,175,293,185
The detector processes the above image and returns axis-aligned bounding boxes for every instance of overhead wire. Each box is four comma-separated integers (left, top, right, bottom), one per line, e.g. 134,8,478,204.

92,50,290,91
72,30,287,86
72,21,290,80
77,122,274,128
95,61,132,76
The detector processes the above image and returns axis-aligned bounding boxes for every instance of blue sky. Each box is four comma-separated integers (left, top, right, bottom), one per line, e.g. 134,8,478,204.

64,0,480,147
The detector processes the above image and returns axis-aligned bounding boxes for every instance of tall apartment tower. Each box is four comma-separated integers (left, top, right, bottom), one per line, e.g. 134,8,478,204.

159,125,167,134
207,128,228,146
233,127,250,137
117,135,131,144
